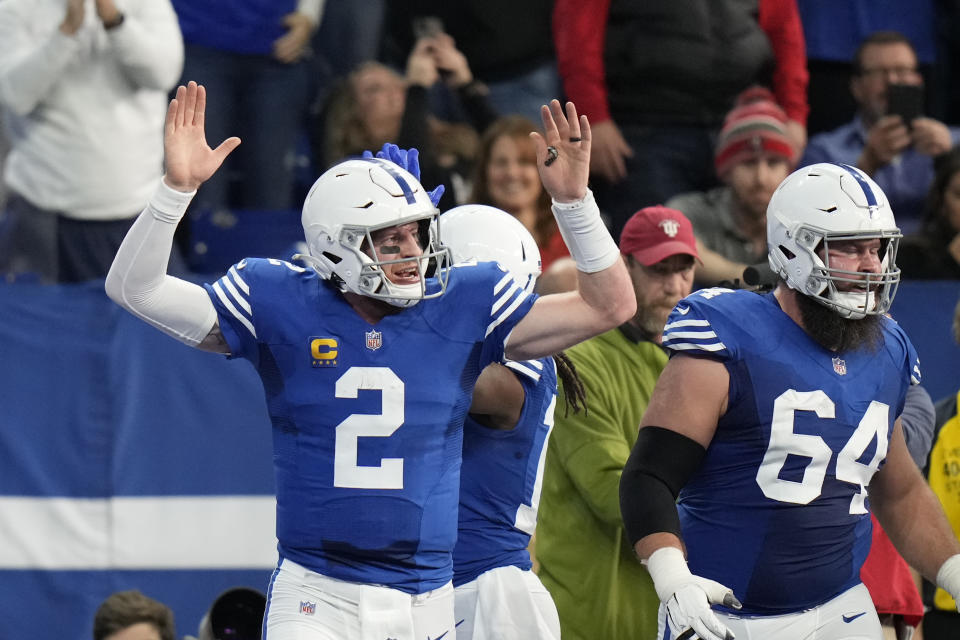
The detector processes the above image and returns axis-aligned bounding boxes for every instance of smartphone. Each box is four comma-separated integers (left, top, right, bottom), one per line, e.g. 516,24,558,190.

412,16,444,40
886,83,924,124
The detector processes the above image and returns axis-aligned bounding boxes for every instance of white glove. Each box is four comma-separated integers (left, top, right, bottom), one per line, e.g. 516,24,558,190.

645,547,742,640
936,553,960,611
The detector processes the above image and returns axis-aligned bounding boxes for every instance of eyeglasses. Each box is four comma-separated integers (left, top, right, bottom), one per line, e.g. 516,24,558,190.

859,67,920,81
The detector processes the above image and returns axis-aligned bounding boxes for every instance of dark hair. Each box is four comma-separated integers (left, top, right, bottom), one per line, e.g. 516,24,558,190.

554,351,587,416
470,116,555,246
93,590,176,640
852,31,917,74
920,147,960,242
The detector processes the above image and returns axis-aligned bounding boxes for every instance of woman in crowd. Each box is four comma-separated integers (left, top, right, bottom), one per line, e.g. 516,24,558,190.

471,116,570,270
899,148,960,279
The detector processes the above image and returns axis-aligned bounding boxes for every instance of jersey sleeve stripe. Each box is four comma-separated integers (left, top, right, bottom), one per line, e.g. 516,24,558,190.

664,329,720,339
486,290,530,338
664,341,727,352
221,274,252,315
664,318,711,330
228,266,250,294
212,281,257,339
493,273,514,295
491,280,523,315
504,360,542,382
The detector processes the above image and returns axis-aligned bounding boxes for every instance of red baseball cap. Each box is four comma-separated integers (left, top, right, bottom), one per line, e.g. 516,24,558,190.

619,206,699,266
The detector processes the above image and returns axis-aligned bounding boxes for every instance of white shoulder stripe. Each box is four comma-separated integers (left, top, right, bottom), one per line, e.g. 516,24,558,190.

664,329,719,340
228,266,250,294
505,360,542,382
666,341,727,352
664,318,711,330
221,273,251,315
486,289,530,338
493,272,513,295
213,281,257,338
491,280,521,315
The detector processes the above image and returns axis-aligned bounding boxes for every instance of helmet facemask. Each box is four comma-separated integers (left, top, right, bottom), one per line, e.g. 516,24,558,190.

773,221,901,319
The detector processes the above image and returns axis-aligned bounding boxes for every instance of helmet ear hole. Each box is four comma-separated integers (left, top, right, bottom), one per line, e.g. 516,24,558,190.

322,251,343,265
777,244,796,261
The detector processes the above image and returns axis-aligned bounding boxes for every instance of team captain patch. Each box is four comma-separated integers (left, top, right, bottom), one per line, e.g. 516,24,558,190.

310,337,339,367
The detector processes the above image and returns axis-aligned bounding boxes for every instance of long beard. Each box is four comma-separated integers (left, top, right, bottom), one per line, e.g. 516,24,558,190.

796,292,884,353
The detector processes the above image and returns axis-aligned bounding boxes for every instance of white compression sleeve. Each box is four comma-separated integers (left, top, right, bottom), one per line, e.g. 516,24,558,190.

551,188,621,273
105,180,219,347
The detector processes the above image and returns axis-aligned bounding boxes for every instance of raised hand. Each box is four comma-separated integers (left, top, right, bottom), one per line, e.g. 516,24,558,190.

530,100,591,203
162,82,241,193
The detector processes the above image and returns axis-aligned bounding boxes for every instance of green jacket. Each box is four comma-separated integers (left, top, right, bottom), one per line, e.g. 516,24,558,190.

536,327,666,640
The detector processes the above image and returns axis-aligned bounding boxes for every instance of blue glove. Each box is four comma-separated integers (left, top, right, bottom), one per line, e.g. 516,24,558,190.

362,143,446,207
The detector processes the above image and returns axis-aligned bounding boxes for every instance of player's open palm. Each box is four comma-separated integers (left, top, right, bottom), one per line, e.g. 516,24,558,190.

163,81,241,193
531,99,591,203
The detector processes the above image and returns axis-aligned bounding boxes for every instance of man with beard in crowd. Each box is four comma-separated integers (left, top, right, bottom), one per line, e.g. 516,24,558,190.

619,162,960,640
535,205,698,640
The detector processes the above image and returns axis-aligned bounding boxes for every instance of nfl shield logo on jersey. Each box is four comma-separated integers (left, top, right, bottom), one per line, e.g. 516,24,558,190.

299,600,316,615
366,329,382,351
832,356,847,375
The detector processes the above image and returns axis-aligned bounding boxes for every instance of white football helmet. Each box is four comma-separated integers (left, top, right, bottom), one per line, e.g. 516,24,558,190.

296,157,451,307
440,204,542,293
767,162,901,319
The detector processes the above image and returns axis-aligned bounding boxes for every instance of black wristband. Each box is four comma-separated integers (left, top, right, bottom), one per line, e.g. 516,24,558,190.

619,426,706,546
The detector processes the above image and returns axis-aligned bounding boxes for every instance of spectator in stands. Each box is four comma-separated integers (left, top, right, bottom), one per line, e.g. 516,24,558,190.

383,1,559,123
320,34,497,209
170,0,323,211
797,0,937,136
922,298,960,640
93,590,176,640
471,116,570,270
898,147,960,279
666,87,797,287
0,0,183,283
801,31,960,235
536,206,698,640
553,0,808,240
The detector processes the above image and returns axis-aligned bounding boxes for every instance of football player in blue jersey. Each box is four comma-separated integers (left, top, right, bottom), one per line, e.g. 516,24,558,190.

440,204,584,640
619,162,960,640
105,80,634,640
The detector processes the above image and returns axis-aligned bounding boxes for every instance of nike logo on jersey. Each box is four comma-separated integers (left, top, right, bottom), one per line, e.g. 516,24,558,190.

842,612,866,623
676,306,690,315
427,631,449,640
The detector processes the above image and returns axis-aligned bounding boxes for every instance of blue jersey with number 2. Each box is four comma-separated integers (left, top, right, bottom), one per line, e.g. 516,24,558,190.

204,258,536,594
662,288,919,614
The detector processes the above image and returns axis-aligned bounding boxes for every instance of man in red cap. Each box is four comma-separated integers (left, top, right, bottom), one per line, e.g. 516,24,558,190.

666,87,797,287
535,206,698,640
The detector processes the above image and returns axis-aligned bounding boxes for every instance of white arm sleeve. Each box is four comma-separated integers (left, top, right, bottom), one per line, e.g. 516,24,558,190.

105,180,219,348
551,189,621,273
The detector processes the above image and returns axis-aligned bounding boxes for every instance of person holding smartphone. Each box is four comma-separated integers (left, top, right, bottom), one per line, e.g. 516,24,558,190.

801,30,960,235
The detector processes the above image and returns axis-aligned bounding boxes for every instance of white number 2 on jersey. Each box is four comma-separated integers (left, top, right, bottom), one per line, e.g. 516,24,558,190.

756,389,889,514
333,367,405,489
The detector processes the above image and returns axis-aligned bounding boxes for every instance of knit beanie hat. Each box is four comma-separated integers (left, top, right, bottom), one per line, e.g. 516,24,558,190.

714,87,797,178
